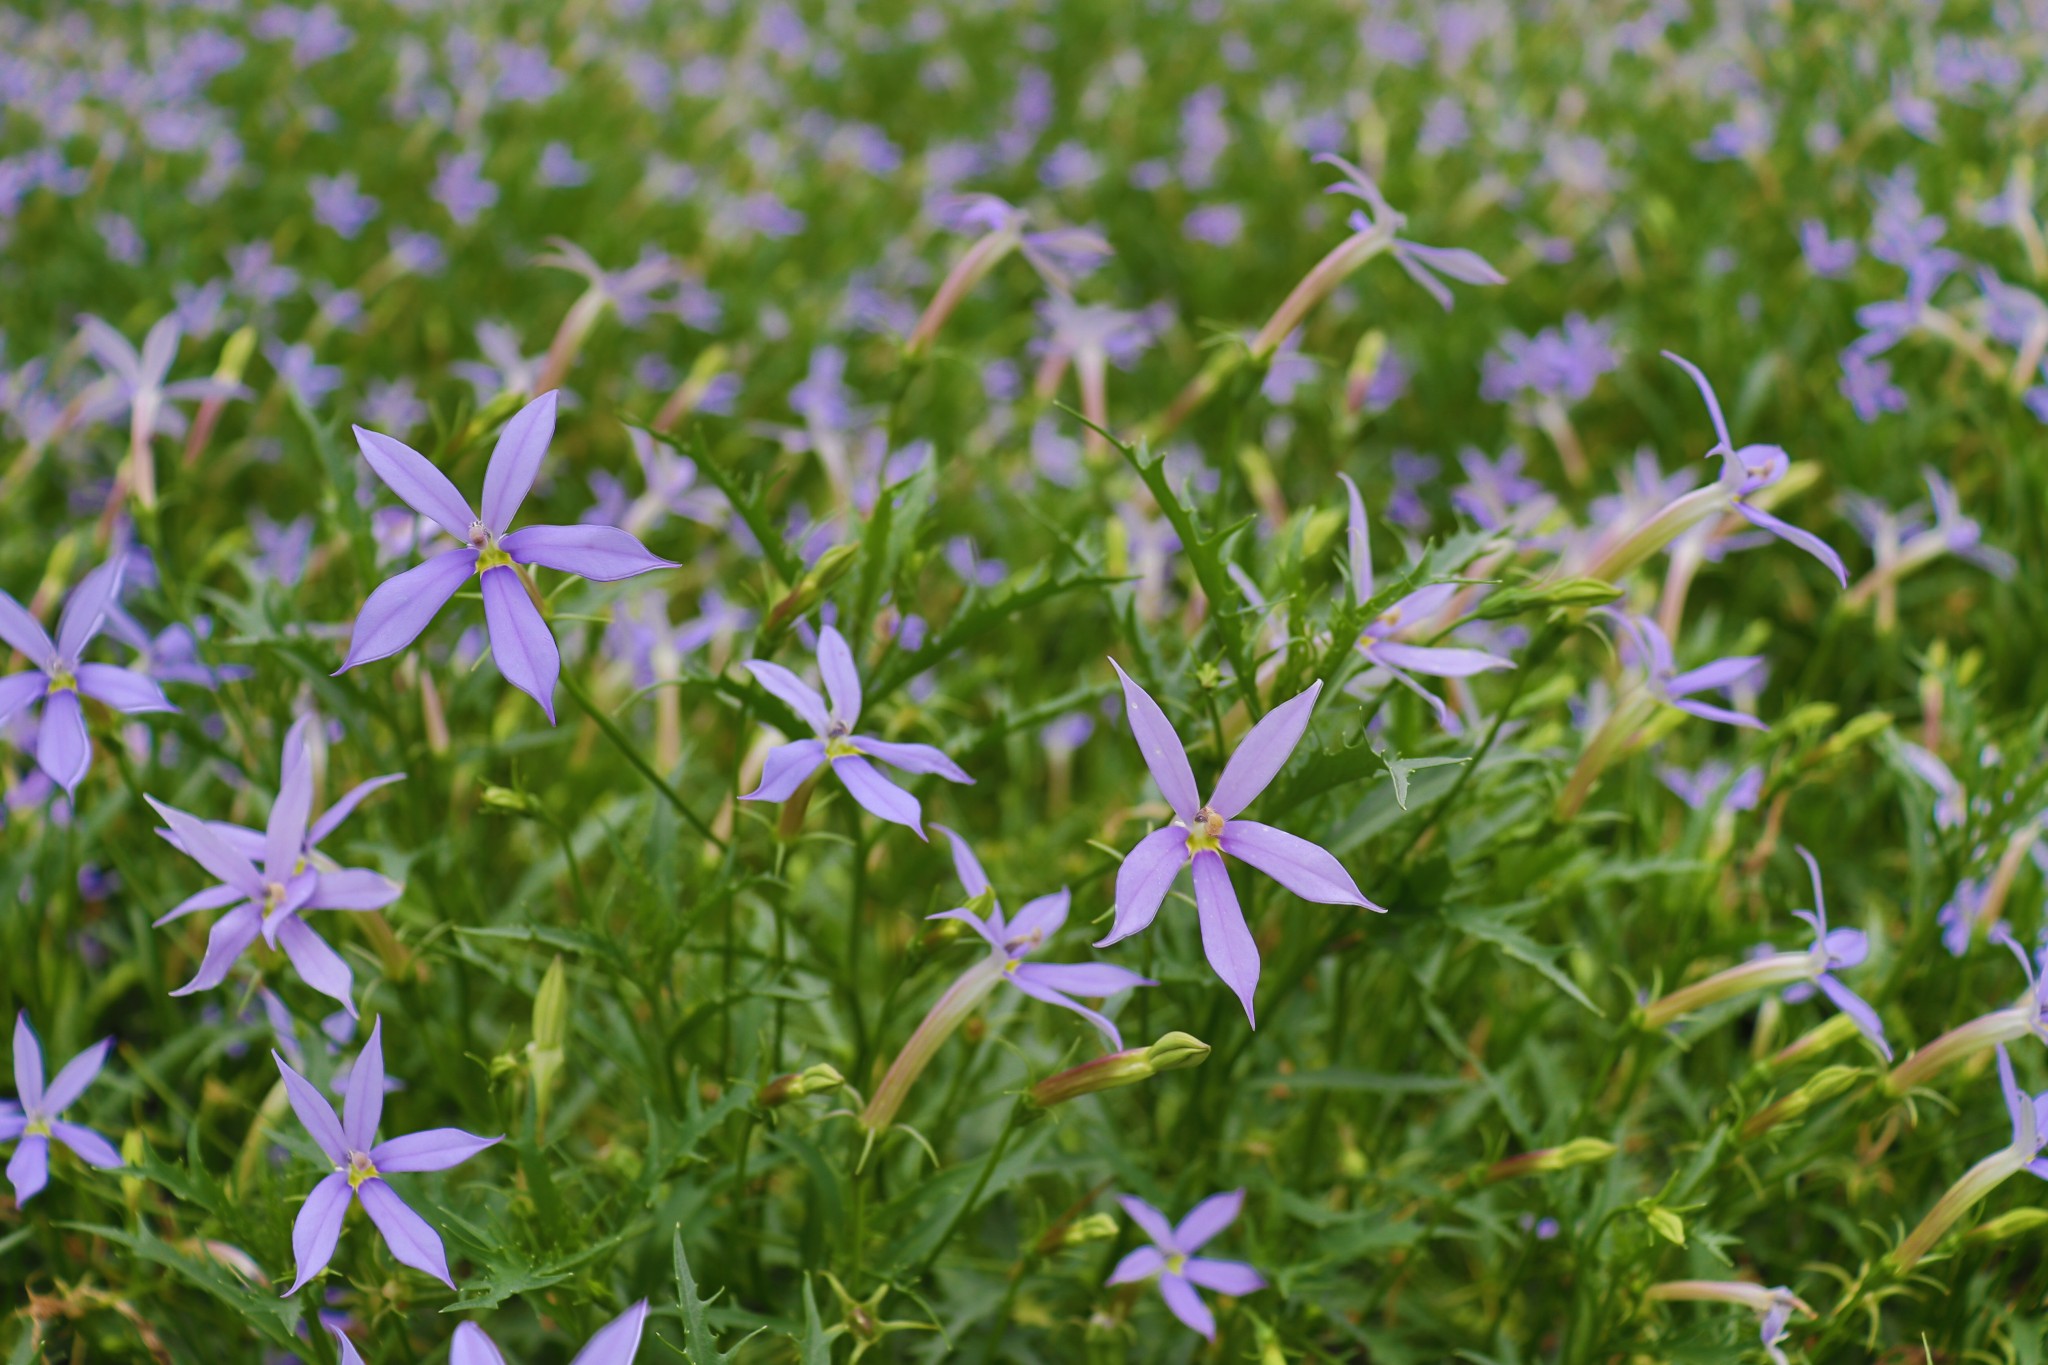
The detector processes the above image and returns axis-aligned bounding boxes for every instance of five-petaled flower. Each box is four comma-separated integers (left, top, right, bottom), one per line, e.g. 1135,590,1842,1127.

1100,664,1381,1025
338,390,677,722
3,1012,121,1205
739,624,972,837
0,555,176,795
275,1017,499,1295
1108,1189,1265,1340
451,1301,650,1365
149,715,403,1013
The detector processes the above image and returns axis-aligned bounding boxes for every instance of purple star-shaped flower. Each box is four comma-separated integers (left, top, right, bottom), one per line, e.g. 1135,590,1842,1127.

1099,665,1381,1025
149,715,403,1013
1662,352,1848,585
451,1301,650,1365
930,825,1153,1046
1107,1189,1265,1340
1775,848,1891,1060
1607,612,1768,732
739,624,972,837
337,391,677,722
0,554,176,794
2,1012,121,1204
275,1017,499,1295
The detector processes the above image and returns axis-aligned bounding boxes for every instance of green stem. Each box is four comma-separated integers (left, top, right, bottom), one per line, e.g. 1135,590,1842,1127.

914,1097,1027,1282
560,670,726,850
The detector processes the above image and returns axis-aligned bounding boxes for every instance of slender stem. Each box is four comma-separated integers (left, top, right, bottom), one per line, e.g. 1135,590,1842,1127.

914,1097,1027,1281
559,670,726,850
847,808,872,1083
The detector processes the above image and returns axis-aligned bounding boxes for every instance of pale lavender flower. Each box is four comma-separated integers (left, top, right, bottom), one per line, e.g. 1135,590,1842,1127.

1838,350,1907,422
103,608,251,690
1183,204,1244,246
739,626,972,837
1451,445,1551,535
451,322,545,402
3,1012,120,1204
1343,474,1513,726
252,512,316,588
96,213,143,264
1315,153,1507,311
1659,760,1763,812
1939,878,1989,958
150,715,402,1012
1100,667,1379,1024
433,151,498,227
78,312,248,505
337,392,676,722
275,1018,498,1294
309,172,378,239
227,242,300,308
1607,612,1767,731
1799,220,1858,278
0,556,175,794
1108,1190,1265,1340
267,341,342,407
536,141,590,188
451,1302,650,1365
1772,848,1890,1058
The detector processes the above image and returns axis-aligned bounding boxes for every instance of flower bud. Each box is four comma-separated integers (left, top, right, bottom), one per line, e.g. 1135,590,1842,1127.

1477,576,1624,620
760,1063,846,1109
1483,1137,1616,1183
1967,1207,2048,1243
1740,1065,1864,1142
1037,1211,1120,1255
762,543,860,638
120,1128,148,1212
1027,1032,1210,1108
526,955,569,1134
481,784,542,816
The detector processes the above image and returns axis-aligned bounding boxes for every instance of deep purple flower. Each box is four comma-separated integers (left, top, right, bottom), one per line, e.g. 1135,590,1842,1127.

930,826,1152,1045
1108,1190,1265,1340
275,1018,498,1294
451,1302,650,1365
1663,353,1848,585
0,555,175,794
337,391,676,722
739,625,972,837
3,1012,120,1204
1099,666,1379,1024
149,714,403,1012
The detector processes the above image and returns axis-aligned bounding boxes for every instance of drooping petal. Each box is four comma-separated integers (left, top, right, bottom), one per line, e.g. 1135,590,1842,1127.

170,903,263,997
40,1037,111,1114
328,1326,367,1365
1013,961,1154,997
852,737,974,783
12,1013,44,1110
1397,240,1506,285
501,523,677,581
1367,642,1514,678
307,869,403,911
276,916,356,1015
1670,697,1769,731
567,1299,652,1365
1117,1194,1181,1252
336,549,478,671
451,1323,509,1365
341,1018,384,1151
308,773,407,847
926,907,1005,949
50,1121,122,1169
1192,851,1260,1026
156,881,246,926
1814,974,1892,1061
1182,1257,1265,1296
370,1127,500,1173
816,625,863,726
1391,249,1456,311
1158,1273,1217,1339
480,390,558,532
285,1171,352,1294
741,660,830,736
832,755,924,835
7,1134,49,1204
481,566,560,723
1106,1245,1167,1285
272,1051,349,1163
0,671,46,726
2000,1044,2029,1148
74,664,175,714
1208,681,1321,820
742,739,827,802
1219,821,1379,909
55,557,125,661
36,689,91,794
1005,889,1071,943
930,823,991,899
0,1111,21,1142
1173,1189,1245,1252
1734,503,1849,587
265,734,318,885
0,589,55,662
356,1177,454,1286
1665,656,1765,698
1005,970,1125,1048
148,797,265,898
1338,471,1372,601
1661,351,1735,455
1109,660,1200,822
1098,827,1190,947
353,426,478,540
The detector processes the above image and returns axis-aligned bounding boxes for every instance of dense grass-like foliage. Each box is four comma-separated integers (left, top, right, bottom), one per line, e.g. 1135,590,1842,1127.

4,2,2047,1362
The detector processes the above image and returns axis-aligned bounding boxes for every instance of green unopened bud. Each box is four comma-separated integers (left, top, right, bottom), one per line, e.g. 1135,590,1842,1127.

481,784,542,816
1968,1207,2048,1243
1740,1065,1865,1142
1029,1032,1210,1108
216,325,258,384
1641,1204,1686,1246
1484,1136,1616,1183
1478,576,1624,620
120,1129,148,1211
760,1063,846,1108
762,543,860,637
1038,1211,1120,1255
462,388,529,448
1811,710,1893,762
526,955,569,1134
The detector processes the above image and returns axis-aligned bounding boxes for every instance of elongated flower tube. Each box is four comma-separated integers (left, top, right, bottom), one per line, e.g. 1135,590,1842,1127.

1843,467,2014,617
1644,1282,1813,1365
76,312,248,510
1640,849,1889,1058
904,195,1108,358
1885,927,2048,1095
1100,665,1381,1025
1891,1045,2048,1271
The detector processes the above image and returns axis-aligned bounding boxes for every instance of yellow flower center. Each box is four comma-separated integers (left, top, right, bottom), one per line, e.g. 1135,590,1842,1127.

475,544,515,574
46,668,76,694
1187,807,1225,853
825,736,862,760
1166,1252,1187,1274
25,1116,51,1138
346,1150,379,1190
